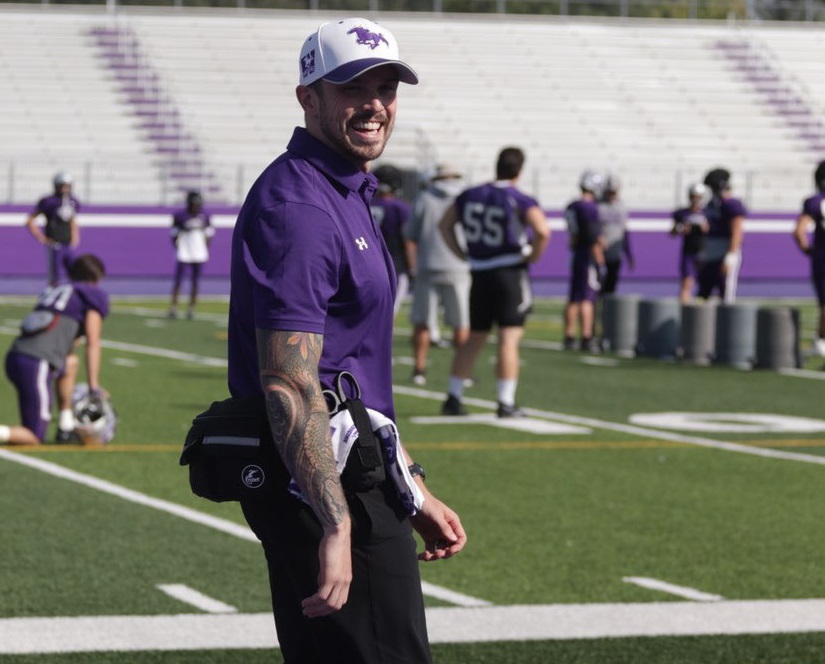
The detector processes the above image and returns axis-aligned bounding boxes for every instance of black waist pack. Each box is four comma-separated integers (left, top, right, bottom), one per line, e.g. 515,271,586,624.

180,377,386,503
179,395,283,502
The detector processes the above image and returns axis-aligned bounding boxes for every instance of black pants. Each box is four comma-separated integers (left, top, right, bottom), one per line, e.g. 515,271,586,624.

241,480,432,664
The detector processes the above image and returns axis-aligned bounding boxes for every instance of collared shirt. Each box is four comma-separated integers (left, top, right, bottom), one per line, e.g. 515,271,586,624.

227,127,397,419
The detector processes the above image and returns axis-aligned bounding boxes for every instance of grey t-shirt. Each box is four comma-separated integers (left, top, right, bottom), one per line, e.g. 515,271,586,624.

405,181,469,273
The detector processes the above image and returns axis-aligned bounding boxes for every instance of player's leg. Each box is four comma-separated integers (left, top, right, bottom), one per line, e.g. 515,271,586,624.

1,352,52,445
188,262,202,319
169,261,185,318
409,273,435,384
55,353,79,441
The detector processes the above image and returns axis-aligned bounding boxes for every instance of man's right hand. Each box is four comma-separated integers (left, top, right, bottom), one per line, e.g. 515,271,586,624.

301,521,353,618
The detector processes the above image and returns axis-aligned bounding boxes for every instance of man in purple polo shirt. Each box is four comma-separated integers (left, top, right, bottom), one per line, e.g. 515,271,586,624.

792,160,825,357
697,167,747,302
226,17,466,664
24,172,80,286
0,254,109,445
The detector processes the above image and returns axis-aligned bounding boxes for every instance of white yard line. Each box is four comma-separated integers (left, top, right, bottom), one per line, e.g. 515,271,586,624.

419,581,492,607
4,599,825,653
393,385,825,467
155,584,238,614
623,577,724,602
0,448,487,609
0,448,257,542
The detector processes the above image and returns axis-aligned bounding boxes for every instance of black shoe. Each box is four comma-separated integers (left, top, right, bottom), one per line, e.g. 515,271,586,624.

442,395,467,416
563,336,577,351
55,429,77,444
497,402,525,418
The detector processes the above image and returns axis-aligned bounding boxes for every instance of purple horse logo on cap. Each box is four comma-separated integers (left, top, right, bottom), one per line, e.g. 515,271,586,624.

347,26,388,50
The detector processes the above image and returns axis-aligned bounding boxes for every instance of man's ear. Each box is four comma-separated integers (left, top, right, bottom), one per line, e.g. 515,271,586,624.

296,84,320,116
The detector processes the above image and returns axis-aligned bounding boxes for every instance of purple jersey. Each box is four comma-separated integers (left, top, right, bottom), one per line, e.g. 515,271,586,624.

454,181,539,270
370,196,410,276
10,282,109,370
672,207,707,256
706,196,747,239
565,199,601,259
34,194,80,245
227,128,397,419
802,193,825,257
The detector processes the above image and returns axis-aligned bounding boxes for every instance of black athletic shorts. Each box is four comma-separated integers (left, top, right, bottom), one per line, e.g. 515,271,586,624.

469,263,533,331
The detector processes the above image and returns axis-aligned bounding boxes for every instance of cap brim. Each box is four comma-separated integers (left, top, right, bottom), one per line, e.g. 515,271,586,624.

323,58,419,85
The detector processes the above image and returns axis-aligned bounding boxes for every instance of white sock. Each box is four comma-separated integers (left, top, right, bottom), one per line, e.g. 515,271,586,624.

59,409,75,431
448,376,465,399
0,425,10,442
497,379,517,406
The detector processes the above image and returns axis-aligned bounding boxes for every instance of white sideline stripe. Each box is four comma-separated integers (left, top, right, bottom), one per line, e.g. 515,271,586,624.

0,448,484,608
0,448,258,542
4,600,825,653
419,581,492,608
155,584,238,614
411,415,590,435
623,577,724,602
394,386,825,467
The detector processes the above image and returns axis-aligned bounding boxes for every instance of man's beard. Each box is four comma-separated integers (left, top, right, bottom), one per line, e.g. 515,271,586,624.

319,107,394,165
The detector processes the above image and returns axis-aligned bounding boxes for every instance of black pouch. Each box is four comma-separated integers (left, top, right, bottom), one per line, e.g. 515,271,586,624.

338,396,386,493
179,395,282,502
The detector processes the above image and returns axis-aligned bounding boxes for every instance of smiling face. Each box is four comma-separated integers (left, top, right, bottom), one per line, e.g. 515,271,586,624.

298,66,399,170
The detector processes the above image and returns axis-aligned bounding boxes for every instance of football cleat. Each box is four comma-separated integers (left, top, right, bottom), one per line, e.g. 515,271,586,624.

497,402,524,418
441,395,467,416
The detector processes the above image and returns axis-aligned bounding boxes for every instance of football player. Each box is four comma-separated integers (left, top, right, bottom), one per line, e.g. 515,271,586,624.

671,183,710,303
563,170,606,351
697,168,747,302
438,146,550,417
169,190,214,320
24,172,80,286
1,254,109,445
792,160,825,356
370,164,411,316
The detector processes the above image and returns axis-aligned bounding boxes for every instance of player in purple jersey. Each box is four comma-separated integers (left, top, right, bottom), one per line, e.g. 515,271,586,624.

168,191,214,320
563,170,607,351
697,168,747,303
792,160,825,357
226,18,465,664
438,147,550,417
0,254,109,446
370,164,412,316
24,172,80,286
670,183,710,303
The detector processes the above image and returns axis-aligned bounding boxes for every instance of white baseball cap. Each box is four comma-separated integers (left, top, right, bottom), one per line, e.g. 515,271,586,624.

298,18,418,87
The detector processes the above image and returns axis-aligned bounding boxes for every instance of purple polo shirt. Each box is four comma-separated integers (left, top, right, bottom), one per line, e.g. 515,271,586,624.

227,128,397,420
454,181,539,270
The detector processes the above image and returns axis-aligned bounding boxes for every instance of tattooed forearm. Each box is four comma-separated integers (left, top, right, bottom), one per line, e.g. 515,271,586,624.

256,329,349,528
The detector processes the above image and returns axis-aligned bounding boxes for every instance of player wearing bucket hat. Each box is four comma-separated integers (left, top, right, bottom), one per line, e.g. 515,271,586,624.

228,16,465,664
299,17,418,86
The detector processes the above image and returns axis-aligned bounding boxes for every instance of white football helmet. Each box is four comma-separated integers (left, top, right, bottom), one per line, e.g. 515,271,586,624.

72,383,117,445
579,170,604,198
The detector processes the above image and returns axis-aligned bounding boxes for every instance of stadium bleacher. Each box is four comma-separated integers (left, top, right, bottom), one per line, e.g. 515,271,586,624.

0,7,823,209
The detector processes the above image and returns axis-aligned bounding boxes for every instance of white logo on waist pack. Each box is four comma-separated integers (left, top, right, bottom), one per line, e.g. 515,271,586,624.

242,464,265,489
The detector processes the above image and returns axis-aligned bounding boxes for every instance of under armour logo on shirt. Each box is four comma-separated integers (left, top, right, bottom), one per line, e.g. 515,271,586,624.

355,237,369,250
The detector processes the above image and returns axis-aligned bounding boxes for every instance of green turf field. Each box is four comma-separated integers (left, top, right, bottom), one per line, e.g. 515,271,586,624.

1,295,825,663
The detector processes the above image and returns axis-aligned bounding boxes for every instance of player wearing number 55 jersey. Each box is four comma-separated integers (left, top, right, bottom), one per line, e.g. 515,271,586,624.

439,147,550,417
1,254,109,445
